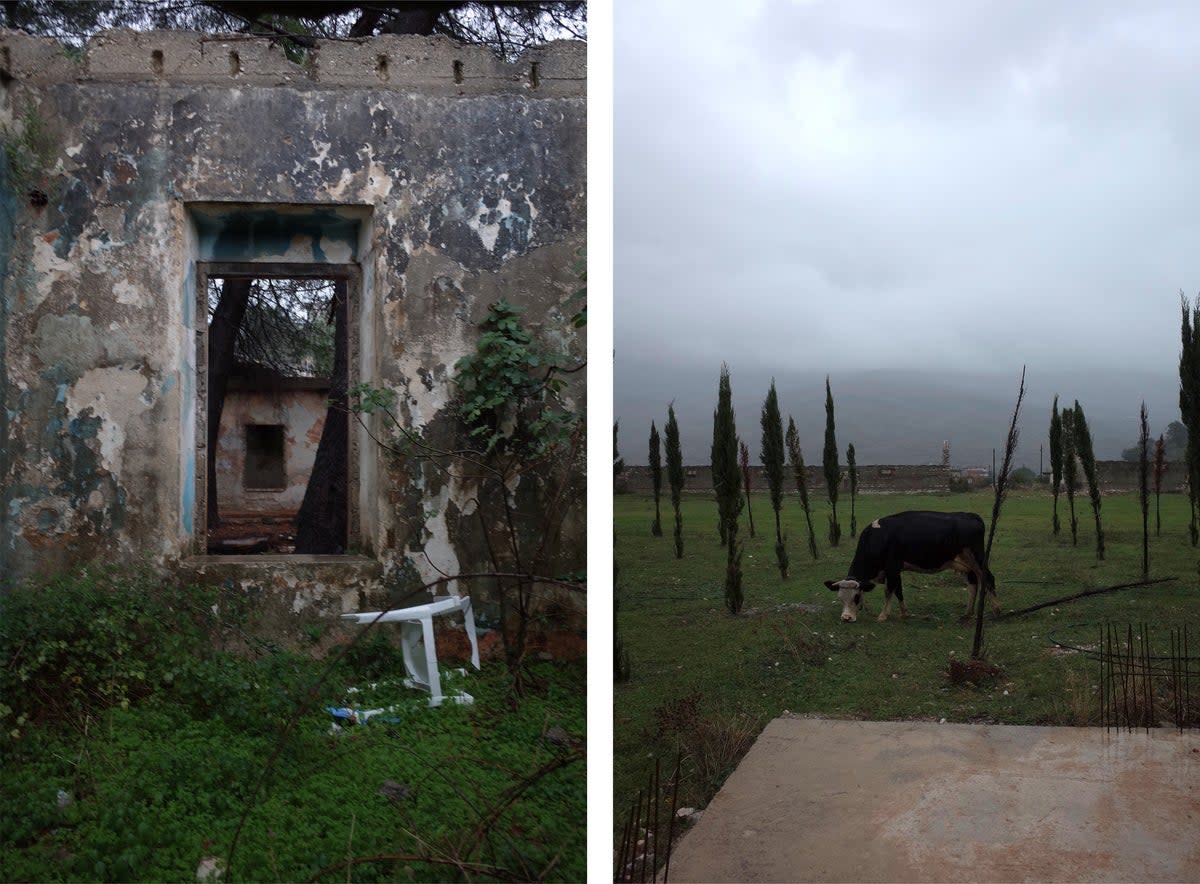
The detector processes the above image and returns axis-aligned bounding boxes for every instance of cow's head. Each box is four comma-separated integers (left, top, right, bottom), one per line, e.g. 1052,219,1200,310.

824,578,875,622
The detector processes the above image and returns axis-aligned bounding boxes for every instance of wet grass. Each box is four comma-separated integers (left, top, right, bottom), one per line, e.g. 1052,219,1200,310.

614,489,1200,828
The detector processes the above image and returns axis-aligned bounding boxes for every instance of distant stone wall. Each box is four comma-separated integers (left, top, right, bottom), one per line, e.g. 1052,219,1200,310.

617,461,1191,495
1093,460,1187,493
619,463,954,495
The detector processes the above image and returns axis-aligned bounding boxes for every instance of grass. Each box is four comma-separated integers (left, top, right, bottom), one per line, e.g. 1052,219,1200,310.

0,567,585,883
614,488,1200,832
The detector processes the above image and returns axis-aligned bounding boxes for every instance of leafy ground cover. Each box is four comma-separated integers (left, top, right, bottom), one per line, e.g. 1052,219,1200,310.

0,567,585,882
614,489,1200,829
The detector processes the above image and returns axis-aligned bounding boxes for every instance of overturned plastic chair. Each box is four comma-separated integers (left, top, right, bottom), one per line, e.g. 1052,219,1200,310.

340,595,480,706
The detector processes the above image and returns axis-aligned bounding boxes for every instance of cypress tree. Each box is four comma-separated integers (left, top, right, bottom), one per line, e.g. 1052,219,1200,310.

1139,403,1150,577
1049,396,1063,535
846,443,858,538
760,380,788,578
740,440,756,539
665,404,685,560
786,416,819,559
614,559,631,681
1061,406,1079,545
713,365,744,614
614,421,624,477
1073,400,1105,560
1154,434,1166,537
711,408,727,546
649,421,663,537
1179,294,1200,545
822,376,842,547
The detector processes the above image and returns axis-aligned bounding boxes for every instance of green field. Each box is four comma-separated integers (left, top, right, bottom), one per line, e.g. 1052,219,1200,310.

614,489,1200,827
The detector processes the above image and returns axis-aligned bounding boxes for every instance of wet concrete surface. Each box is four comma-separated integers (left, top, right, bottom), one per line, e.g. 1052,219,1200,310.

669,718,1200,883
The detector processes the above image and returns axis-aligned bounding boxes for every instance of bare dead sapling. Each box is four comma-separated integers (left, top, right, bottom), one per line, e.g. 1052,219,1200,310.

972,366,1026,661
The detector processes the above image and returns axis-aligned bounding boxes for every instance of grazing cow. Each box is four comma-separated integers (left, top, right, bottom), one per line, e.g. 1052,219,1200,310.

823,511,997,622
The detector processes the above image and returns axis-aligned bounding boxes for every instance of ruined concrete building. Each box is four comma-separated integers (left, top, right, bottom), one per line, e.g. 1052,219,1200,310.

0,29,586,631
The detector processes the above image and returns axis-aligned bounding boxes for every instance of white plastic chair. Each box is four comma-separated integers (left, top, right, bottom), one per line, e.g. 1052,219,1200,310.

340,595,480,706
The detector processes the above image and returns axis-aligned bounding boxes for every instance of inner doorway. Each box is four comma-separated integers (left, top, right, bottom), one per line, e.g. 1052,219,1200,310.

194,263,359,555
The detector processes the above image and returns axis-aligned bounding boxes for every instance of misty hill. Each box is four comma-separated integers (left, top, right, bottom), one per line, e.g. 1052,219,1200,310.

615,359,1180,470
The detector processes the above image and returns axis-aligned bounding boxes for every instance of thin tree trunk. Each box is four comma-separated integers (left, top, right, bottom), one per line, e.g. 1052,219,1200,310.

207,278,252,530
294,281,348,553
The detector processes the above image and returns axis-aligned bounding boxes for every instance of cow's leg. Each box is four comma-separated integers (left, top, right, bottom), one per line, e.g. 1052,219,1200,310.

963,572,978,620
984,564,1000,617
879,586,893,621
880,566,906,620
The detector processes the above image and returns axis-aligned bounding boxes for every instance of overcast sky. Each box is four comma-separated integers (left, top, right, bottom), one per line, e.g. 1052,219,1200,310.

614,0,1200,466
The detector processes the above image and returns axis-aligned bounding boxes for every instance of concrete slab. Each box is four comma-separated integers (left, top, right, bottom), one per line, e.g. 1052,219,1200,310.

669,718,1200,883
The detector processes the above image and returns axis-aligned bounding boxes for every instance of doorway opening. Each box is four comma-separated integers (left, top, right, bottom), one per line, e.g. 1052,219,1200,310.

194,263,360,555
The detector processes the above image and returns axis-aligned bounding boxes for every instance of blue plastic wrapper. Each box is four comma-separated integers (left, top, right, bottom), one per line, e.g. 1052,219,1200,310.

327,706,401,726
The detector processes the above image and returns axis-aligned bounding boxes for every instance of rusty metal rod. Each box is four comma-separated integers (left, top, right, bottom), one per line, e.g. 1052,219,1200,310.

663,753,682,884
651,757,660,884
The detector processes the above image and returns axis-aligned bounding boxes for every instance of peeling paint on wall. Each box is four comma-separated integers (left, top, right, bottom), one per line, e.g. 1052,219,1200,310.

0,29,585,620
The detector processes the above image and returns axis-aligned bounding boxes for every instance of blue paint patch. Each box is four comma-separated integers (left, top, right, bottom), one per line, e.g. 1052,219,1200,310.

37,507,59,534
191,206,362,262
55,383,68,403
0,148,15,574
161,375,176,396
182,455,194,536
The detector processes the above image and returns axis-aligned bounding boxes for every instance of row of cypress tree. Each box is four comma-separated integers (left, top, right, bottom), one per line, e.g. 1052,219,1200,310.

644,371,860,613
1048,396,1105,559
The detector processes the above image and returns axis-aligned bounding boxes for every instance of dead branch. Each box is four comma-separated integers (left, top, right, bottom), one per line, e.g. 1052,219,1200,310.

999,577,1178,619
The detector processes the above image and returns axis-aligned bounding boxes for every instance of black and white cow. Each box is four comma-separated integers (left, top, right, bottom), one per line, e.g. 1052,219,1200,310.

823,511,997,622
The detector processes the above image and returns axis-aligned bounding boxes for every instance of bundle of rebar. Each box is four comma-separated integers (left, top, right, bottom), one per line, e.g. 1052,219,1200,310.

1099,622,1196,733
615,754,682,883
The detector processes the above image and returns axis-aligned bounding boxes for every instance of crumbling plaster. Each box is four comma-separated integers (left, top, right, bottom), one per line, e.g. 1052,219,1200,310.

0,28,586,626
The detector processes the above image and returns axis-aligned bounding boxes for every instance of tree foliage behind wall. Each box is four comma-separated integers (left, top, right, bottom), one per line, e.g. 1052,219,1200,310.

1,1,586,57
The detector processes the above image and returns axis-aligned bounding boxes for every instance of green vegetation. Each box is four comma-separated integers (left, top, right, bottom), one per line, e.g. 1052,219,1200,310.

453,298,578,456
614,490,1200,830
2,101,57,193
1,566,585,882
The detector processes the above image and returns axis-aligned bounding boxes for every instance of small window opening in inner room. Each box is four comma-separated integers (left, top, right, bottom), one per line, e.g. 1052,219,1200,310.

205,275,348,555
244,424,286,490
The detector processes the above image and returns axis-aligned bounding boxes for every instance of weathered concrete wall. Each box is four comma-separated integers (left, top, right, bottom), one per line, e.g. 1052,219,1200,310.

215,384,327,514
0,29,586,631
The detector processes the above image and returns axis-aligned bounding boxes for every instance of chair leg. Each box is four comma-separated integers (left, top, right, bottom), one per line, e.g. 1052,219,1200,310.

462,597,480,670
421,616,442,706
